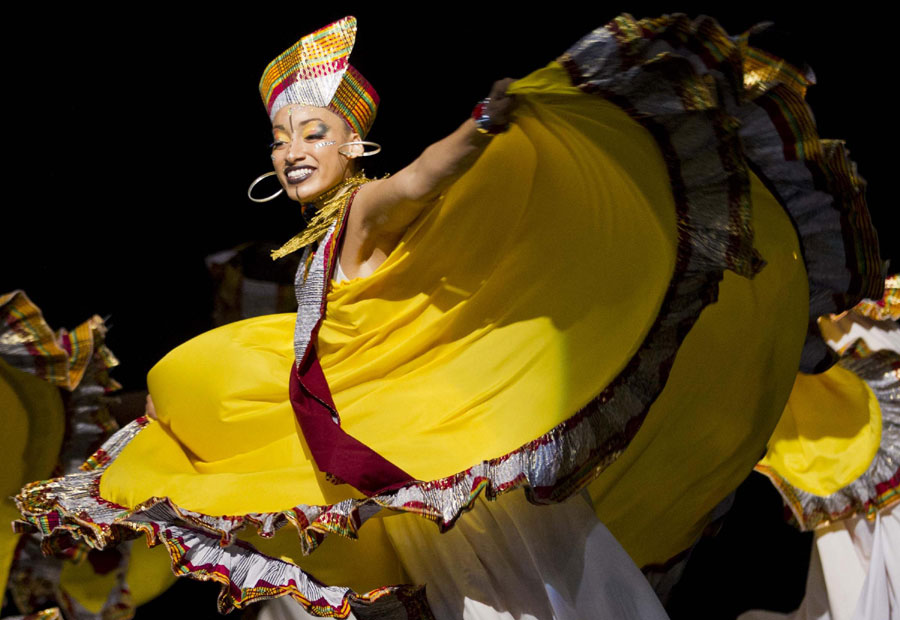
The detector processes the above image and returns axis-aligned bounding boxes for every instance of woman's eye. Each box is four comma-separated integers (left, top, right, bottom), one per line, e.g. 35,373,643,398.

304,133,326,141
269,140,286,149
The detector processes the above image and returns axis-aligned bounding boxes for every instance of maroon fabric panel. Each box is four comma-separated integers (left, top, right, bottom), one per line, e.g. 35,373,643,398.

289,347,416,496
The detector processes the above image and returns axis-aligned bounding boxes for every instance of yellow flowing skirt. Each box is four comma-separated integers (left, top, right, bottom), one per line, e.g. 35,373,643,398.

98,62,808,586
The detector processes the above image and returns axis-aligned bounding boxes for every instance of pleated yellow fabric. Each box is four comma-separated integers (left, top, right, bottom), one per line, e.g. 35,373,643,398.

759,365,881,497
99,62,806,573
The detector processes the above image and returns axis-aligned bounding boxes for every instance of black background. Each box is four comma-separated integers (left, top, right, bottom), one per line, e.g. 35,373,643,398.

2,5,894,617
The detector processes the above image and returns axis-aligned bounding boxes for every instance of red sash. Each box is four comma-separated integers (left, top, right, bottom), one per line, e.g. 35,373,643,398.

289,349,416,496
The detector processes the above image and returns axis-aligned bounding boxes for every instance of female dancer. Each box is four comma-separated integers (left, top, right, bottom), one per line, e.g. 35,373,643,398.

740,278,899,620
1,292,176,618
16,14,883,619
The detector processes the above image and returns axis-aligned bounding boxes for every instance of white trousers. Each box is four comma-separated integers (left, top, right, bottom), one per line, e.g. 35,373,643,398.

260,490,669,619
739,505,899,620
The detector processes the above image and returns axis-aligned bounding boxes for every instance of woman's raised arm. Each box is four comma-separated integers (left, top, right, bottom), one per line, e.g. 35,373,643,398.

342,79,516,275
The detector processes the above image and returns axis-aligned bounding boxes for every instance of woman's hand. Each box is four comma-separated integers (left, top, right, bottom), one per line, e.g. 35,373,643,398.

481,78,518,131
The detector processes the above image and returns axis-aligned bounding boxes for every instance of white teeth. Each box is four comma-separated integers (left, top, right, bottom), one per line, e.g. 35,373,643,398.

287,168,314,180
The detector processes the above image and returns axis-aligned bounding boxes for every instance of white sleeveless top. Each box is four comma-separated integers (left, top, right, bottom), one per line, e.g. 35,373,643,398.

333,257,349,284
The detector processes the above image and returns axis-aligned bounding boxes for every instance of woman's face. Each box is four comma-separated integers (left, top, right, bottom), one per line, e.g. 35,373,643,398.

270,105,358,203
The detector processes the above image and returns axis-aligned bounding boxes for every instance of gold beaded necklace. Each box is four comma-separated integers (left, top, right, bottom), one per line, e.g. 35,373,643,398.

270,172,372,261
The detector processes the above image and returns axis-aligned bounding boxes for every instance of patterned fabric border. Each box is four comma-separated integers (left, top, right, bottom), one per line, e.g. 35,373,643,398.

561,14,883,374
290,180,374,370
5,609,63,620
55,330,120,478
0,290,121,394
853,274,900,321
158,523,428,618
14,14,881,618
733,27,883,372
755,350,900,531
15,418,431,619
560,13,761,280
1,290,76,388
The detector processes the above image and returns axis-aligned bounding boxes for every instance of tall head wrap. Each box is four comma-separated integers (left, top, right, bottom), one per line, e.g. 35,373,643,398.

259,16,378,138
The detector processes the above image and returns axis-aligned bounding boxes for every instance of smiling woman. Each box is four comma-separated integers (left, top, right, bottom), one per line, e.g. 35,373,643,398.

15,13,884,620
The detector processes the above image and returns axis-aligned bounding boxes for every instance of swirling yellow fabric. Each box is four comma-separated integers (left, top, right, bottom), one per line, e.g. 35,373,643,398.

100,62,807,576
103,62,676,512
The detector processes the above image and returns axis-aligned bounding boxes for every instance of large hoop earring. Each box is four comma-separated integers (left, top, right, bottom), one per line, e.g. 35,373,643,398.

338,141,382,158
247,171,284,203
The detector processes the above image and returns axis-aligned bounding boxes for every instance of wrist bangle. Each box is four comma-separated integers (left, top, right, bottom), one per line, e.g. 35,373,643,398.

472,98,508,135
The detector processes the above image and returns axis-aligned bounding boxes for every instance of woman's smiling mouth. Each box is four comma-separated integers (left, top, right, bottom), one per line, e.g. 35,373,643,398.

285,165,316,184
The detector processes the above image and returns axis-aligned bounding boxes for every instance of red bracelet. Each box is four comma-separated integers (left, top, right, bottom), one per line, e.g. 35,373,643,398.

472,98,507,135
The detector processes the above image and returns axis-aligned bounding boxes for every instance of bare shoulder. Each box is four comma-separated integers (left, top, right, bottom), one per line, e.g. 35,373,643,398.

353,172,413,209
351,176,389,212
341,175,413,272
348,171,419,234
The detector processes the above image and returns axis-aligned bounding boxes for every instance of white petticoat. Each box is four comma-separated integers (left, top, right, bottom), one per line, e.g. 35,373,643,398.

259,491,669,620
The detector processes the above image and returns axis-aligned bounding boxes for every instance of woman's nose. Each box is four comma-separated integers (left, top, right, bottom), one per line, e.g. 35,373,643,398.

286,138,309,163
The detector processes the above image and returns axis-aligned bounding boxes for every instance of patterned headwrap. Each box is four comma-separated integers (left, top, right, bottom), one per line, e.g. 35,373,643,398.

259,16,378,138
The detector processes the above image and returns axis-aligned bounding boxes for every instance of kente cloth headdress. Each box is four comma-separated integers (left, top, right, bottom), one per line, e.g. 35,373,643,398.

259,16,378,138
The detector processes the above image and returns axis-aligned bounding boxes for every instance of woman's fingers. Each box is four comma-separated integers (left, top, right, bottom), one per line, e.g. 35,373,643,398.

471,77,518,134
486,78,518,126
490,77,517,99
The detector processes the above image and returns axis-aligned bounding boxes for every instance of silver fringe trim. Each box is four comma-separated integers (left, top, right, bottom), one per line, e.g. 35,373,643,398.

294,226,333,366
